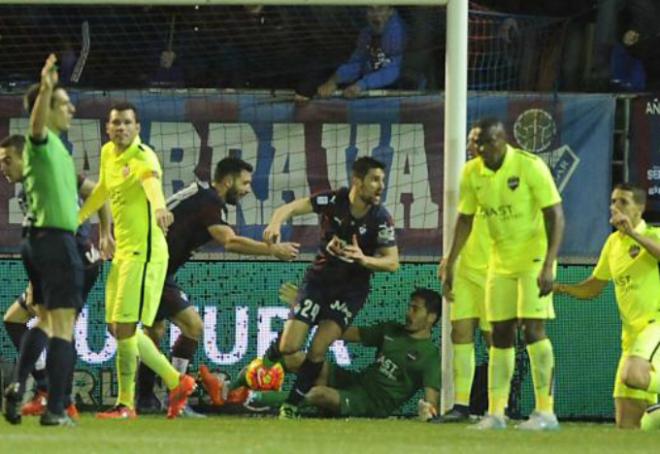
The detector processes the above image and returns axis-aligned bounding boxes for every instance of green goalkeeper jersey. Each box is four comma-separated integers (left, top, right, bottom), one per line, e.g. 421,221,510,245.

357,322,440,416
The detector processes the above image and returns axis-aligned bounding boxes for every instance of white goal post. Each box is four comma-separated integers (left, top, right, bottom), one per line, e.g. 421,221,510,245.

2,0,467,414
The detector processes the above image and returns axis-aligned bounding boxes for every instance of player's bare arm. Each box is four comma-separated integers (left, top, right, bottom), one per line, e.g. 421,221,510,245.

342,236,399,272
29,54,58,140
553,276,608,300
263,197,314,244
207,224,299,261
539,202,565,297
442,213,474,300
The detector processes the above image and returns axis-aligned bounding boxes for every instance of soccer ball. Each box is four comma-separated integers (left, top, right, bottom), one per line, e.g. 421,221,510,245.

244,357,285,391
641,403,660,431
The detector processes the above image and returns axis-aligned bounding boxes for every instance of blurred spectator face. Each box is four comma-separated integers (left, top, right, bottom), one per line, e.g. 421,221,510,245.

160,50,176,69
367,6,393,34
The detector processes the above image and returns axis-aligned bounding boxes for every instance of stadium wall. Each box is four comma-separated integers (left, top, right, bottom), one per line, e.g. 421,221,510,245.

0,260,620,419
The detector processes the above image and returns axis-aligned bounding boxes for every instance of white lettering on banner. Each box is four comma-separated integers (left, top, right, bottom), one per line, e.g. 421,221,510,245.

75,307,117,364
2,117,437,230
69,305,352,366
150,122,198,196
389,124,438,228
257,307,290,357
203,305,249,365
646,98,660,115
647,166,660,181
271,124,316,225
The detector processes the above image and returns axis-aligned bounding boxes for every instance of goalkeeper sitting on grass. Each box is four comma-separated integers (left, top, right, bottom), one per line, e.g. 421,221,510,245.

235,283,441,420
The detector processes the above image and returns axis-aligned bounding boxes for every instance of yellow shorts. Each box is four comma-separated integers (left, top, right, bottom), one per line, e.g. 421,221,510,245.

105,259,168,326
451,266,490,332
613,323,660,404
485,266,555,322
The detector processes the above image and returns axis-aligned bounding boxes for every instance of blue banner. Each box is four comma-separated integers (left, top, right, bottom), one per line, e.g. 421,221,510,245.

0,91,614,259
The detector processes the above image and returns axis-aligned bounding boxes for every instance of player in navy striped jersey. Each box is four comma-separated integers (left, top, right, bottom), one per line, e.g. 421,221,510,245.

136,157,299,412
260,156,400,419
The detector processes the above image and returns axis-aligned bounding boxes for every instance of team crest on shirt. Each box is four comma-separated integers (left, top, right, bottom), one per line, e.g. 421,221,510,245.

122,165,130,178
629,245,641,258
507,176,520,190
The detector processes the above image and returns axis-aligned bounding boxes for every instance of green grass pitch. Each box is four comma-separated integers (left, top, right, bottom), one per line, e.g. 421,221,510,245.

0,415,658,454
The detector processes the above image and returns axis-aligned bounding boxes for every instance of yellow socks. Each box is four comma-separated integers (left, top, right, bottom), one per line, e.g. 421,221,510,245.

453,343,475,407
527,338,555,413
136,329,180,390
488,347,515,416
116,334,138,408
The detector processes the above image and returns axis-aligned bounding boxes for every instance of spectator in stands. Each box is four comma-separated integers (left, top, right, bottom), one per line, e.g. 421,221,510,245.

313,6,406,99
620,0,660,89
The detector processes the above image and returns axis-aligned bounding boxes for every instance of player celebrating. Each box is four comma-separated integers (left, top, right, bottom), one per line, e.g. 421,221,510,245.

4,55,84,426
78,103,195,419
247,286,440,420
260,156,399,419
136,157,299,412
0,134,110,419
443,118,564,430
554,184,660,429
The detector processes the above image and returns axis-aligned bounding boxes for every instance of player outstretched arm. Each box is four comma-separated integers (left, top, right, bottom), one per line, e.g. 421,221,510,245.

342,235,399,272
263,197,314,244
208,224,299,260
442,213,474,300
78,180,109,225
29,54,58,141
553,277,607,300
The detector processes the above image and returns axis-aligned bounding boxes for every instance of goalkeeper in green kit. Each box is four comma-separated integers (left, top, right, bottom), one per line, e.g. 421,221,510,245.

239,284,441,420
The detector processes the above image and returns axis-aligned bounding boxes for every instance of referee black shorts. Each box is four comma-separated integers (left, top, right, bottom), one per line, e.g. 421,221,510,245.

21,228,84,311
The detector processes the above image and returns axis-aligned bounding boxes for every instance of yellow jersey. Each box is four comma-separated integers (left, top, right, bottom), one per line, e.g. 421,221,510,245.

98,136,168,263
593,220,660,334
458,145,561,274
457,207,491,274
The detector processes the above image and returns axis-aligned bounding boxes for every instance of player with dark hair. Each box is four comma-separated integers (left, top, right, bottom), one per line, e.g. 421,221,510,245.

136,156,300,413
0,133,111,420
443,118,565,430
79,102,196,419
4,55,85,426
258,156,399,419
246,286,440,419
554,183,660,429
